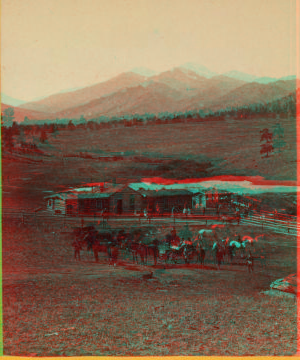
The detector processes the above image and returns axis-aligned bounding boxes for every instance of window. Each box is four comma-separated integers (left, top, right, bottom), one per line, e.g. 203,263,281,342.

96,199,103,210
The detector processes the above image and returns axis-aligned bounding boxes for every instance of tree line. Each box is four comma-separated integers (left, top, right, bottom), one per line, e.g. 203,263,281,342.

1,91,296,153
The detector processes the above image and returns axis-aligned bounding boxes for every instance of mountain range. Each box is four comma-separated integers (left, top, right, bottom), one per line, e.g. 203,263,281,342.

1,63,297,122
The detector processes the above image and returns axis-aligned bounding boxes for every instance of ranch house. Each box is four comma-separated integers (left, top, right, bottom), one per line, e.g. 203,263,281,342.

45,182,212,216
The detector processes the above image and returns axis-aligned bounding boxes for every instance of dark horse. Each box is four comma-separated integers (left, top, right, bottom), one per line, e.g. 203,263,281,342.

92,241,110,263
147,239,160,266
108,244,119,266
130,242,148,264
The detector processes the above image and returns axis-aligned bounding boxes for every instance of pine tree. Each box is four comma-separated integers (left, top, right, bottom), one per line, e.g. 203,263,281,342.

260,128,273,158
40,129,48,143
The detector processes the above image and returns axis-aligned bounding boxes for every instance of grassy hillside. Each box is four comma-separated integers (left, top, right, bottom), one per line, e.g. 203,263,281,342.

2,115,296,211
42,115,296,179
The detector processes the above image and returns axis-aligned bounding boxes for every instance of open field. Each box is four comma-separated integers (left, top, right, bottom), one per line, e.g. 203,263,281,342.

2,114,297,356
4,116,296,192
3,214,297,356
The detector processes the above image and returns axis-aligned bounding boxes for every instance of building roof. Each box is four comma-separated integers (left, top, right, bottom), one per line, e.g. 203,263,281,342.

135,188,194,197
77,184,125,199
45,184,125,200
128,182,205,194
78,192,112,199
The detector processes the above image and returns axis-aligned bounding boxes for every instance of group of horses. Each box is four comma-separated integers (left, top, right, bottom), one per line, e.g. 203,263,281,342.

72,225,262,269
72,227,160,266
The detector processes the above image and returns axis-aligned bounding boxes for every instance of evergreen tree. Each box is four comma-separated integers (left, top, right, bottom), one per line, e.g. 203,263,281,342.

40,129,48,143
260,128,273,158
2,107,15,127
68,120,75,130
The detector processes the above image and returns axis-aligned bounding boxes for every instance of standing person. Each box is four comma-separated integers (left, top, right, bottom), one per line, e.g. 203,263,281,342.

93,239,100,263
187,207,191,216
196,239,205,266
203,207,206,216
72,238,82,261
247,250,254,273
156,204,160,217
152,238,159,266
216,242,223,270
183,206,187,219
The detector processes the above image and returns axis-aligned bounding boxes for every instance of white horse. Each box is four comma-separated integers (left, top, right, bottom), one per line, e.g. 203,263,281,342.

197,229,218,260
198,229,216,241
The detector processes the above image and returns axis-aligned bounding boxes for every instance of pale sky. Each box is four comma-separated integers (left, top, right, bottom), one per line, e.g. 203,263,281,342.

1,0,298,102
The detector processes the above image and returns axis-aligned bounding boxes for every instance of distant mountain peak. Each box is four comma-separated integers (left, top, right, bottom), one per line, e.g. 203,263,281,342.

180,62,217,78
130,67,158,77
223,70,258,82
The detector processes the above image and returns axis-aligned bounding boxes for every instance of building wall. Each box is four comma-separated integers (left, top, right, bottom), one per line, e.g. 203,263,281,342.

110,188,143,214
78,198,110,215
65,198,78,215
145,195,192,214
53,198,66,215
192,194,206,209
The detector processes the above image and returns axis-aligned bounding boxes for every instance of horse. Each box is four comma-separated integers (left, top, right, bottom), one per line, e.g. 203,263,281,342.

212,242,225,268
183,243,197,264
228,239,251,263
146,241,160,265
130,242,148,265
197,246,206,266
92,241,109,263
198,229,218,261
165,246,185,264
108,245,119,266
72,239,83,261
198,229,216,247
73,226,97,258
165,243,196,264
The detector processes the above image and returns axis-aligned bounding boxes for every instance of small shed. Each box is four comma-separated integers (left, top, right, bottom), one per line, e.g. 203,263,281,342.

45,192,77,215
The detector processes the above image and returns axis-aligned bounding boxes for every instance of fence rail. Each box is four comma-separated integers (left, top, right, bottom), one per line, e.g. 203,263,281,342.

2,208,299,232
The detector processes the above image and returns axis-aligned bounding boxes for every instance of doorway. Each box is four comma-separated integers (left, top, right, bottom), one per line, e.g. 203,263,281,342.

117,199,123,214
